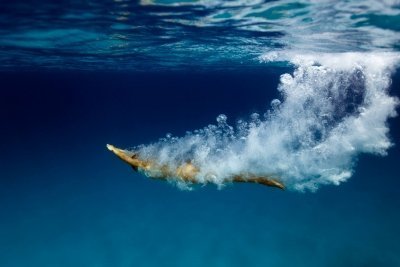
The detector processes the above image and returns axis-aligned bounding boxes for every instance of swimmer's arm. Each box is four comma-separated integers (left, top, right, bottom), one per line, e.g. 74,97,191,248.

106,144,151,170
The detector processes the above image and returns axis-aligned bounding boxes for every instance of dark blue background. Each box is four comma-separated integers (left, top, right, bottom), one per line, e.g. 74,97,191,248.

1,70,399,266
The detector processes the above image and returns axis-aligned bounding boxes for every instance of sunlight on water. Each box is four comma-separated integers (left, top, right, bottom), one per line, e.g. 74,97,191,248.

0,0,399,70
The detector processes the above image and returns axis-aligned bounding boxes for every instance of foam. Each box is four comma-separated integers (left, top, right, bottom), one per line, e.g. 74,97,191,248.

133,52,399,191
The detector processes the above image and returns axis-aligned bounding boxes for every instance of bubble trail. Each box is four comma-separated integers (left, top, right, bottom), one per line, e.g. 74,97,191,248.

113,52,399,191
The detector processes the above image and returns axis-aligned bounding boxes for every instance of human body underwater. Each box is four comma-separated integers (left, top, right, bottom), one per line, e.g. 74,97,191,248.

107,52,399,191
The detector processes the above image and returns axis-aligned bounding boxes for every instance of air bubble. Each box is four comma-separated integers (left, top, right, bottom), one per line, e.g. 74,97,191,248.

280,73,293,85
271,99,281,109
216,114,227,124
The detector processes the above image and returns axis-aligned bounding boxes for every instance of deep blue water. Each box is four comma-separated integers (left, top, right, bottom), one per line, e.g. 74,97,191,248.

1,70,399,267
1,0,400,266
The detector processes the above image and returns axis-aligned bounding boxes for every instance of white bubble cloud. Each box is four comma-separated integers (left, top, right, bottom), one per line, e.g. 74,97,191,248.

133,52,399,191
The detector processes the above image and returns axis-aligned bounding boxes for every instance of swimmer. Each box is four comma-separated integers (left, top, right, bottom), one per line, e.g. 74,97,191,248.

107,144,284,190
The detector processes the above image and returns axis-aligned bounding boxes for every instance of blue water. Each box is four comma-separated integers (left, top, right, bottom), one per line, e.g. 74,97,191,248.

1,1,400,266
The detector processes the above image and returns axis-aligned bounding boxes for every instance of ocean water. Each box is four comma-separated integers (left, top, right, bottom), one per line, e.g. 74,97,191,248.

1,0,400,266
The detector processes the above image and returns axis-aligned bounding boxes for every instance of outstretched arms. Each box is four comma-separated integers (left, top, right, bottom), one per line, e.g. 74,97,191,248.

107,144,284,190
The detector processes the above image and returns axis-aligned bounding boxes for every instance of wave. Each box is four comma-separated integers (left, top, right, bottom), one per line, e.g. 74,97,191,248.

1,0,400,70
133,52,399,191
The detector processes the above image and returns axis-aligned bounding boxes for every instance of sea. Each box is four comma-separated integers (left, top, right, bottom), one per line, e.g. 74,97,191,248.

1,0,400,266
